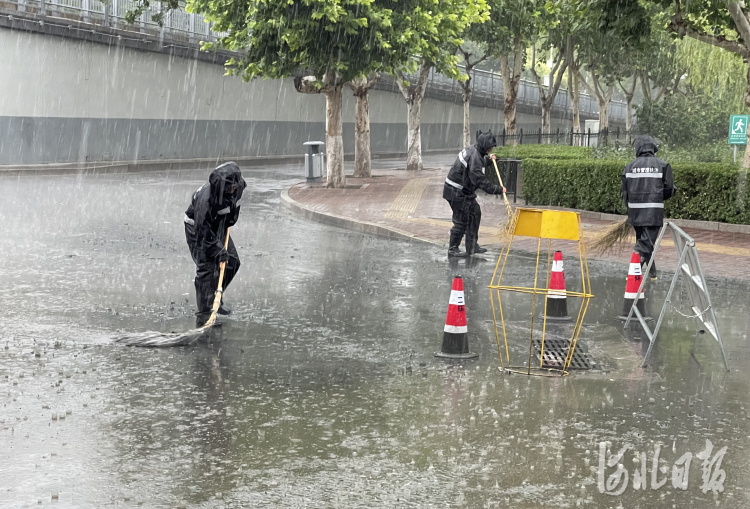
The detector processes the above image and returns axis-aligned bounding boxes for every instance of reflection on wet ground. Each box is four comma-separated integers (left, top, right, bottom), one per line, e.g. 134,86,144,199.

0,161,748,508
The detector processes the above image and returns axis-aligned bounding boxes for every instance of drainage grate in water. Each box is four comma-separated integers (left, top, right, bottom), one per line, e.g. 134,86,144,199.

532,338,594,370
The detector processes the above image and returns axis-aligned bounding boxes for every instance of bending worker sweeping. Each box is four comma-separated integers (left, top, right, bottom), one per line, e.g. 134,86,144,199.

621,135,676,280
185,162,246,327
443,130,506,257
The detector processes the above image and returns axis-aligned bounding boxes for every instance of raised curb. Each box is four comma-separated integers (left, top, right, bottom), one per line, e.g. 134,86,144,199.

526,205,750,235
280,186,442,247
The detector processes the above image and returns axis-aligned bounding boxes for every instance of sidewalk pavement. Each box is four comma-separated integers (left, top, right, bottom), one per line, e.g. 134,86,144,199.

282,161,750,282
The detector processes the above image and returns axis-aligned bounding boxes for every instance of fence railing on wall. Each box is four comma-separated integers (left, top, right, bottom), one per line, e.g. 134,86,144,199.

2,0,225,42
496,127,638,146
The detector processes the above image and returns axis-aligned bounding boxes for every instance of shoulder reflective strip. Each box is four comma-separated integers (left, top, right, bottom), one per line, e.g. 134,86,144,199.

548,290,566,299
458,150,468,167
624,291,645,299
217,206,231,215
448,290,465,306
445,178,464,190
626,172,663,178
628,202,664,209
444,324,469,334
184,214,195,226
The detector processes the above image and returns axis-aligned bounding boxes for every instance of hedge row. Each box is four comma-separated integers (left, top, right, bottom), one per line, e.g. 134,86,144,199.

493,145,592,160
521,159,750,225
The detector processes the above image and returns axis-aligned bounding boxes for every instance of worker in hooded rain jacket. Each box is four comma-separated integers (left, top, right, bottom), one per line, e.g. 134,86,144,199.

443,130,506,257
621,135,676,280
184,162,247,327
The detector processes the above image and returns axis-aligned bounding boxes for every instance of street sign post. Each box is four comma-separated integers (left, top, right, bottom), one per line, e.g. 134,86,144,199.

728,114,749,163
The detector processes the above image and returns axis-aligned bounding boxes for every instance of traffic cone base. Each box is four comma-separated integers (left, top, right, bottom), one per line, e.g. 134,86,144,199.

617,252,652,321
435,277,478,359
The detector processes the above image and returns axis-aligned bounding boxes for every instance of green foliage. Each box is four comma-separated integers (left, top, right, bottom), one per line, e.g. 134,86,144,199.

522,158,750,223
592,142,737,164
187,0,411,84
493,145,593,160
676,37,748,112
636,94,733,147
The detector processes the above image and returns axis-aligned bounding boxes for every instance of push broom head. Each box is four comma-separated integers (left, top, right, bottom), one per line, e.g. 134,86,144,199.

114,315,217,347
592,219,633,255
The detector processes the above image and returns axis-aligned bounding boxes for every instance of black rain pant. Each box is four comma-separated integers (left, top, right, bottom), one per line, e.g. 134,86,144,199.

634,225,661,261
185,225,241,322
447,197,481,254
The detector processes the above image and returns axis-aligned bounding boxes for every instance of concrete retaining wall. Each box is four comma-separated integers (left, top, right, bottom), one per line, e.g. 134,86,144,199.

0,27,619,166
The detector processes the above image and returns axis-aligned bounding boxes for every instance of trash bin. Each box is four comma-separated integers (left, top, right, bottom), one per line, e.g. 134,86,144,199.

488,158,522,203
304,141,325,183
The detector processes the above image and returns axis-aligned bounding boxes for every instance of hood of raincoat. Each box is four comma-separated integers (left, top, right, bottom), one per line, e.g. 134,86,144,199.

476,131,497,156
634,135,658,157
209,162,246,210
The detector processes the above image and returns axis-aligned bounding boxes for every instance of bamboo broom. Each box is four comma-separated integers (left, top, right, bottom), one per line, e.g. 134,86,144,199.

491,158,514,235
115,228,232,347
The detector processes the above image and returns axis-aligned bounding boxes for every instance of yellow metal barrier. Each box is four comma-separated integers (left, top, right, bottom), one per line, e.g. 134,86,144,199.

489,208,594,376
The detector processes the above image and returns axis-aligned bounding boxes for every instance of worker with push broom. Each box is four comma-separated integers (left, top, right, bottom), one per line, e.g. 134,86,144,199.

185,162,247,327
621,135,676,280
443,130,506,258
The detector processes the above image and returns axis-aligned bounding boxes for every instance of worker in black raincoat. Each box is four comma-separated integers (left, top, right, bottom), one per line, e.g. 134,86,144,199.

621,135,676,280
184,162,247,327
443,130,506,257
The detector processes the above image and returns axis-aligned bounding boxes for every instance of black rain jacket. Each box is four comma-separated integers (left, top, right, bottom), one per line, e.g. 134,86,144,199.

443,131,504,201
185,162,247,262
621,135,676,227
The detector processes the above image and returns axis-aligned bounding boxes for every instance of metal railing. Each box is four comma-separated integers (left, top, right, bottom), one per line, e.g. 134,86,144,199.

1,0,224,42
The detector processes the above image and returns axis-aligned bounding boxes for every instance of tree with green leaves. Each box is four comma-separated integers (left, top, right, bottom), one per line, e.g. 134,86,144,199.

455,15,504,147
493,0,543,141
392,0,489,171
172,0,417,188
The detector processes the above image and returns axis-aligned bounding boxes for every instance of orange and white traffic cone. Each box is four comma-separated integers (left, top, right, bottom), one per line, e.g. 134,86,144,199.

435,277,478,359
617,252,650,321
544,251,572,321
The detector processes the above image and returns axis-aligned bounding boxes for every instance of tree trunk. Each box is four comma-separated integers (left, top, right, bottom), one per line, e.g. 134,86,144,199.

571,70,581,145
353,89,371,178
405,97,423,171
325,85,345,188
541,106,551,143
395,61,430,171
499,56,520,143
462,75,472,148
625,95,633,145
598,97,610,131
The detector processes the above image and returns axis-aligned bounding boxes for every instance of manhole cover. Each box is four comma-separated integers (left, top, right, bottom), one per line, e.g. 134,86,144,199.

533,338,594,370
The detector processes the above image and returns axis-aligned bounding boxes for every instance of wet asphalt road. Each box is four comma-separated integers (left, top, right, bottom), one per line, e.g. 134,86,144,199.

1,162,750,508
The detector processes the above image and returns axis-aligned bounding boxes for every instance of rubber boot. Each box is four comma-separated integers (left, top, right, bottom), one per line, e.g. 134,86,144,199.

218,300,232,316
448,246,468,258
474,244,488,254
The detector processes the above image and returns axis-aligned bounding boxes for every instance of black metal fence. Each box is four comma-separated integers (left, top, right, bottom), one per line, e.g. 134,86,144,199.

496,127,638,147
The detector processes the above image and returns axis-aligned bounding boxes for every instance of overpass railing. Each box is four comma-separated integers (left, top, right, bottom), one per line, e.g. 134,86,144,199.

0,0,225,42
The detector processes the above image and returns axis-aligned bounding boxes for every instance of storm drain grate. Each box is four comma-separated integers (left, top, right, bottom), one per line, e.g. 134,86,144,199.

532,338,594,370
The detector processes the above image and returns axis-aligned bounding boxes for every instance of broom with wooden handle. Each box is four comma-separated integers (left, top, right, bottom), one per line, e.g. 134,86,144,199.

491,158,514,234
115,228,232,347
591,219,633,255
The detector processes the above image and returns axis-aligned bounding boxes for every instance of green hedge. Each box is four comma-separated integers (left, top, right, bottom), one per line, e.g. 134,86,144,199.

522,159,750,224
493,145,592,160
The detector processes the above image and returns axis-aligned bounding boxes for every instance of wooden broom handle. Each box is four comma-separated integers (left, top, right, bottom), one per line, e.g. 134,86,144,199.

491,158,506,189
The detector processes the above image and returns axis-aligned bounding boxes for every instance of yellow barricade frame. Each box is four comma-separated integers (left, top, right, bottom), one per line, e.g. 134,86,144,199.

489,208,594,377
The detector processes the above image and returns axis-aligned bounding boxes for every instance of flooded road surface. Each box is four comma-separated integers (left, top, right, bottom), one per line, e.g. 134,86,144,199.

1,162,749,508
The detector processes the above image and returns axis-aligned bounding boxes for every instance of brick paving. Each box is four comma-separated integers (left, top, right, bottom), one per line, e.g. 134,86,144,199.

286,162,750,282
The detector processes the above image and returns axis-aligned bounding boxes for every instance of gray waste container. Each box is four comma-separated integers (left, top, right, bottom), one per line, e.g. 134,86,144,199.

304,141,326,183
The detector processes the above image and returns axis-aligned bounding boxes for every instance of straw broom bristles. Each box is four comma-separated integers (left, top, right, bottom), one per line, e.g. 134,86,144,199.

491,159,514,236
591,219,633,255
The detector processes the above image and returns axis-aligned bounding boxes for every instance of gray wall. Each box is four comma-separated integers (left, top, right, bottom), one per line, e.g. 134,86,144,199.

0,28,606,166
